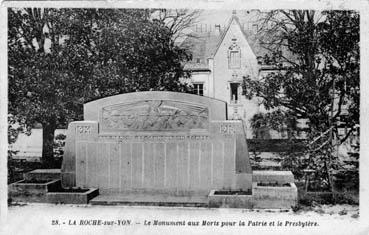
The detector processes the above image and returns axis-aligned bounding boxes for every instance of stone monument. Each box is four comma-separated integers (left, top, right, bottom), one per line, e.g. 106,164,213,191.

10,91,297,207
61,91,253,197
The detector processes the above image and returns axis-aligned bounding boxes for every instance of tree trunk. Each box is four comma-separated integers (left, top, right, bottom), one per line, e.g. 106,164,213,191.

42,120,56,167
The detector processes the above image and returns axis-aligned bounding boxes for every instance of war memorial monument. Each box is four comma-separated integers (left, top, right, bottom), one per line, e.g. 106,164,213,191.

9,91,297,208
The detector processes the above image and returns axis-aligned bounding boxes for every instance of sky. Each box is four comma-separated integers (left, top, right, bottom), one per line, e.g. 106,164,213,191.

189,9,261,34
197,10,234,25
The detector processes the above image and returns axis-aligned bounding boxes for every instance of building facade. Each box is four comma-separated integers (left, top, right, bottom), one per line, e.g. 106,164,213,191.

182,12,278,138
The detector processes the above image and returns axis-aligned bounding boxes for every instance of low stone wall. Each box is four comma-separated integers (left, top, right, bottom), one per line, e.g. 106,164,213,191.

252,171,294,184
8,179,61,203
207,181,298,209
47,188,99,204
252,182,298,209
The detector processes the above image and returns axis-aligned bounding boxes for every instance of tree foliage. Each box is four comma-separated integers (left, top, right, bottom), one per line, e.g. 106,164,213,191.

8,8,195,164
243,10,359,190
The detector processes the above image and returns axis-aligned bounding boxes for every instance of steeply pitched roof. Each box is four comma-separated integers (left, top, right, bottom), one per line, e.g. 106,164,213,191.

180,33,219,71
212,15,248,58
181,14,272,71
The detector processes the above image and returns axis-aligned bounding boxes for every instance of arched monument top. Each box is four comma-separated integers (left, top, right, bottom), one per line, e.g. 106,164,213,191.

84,91,227,132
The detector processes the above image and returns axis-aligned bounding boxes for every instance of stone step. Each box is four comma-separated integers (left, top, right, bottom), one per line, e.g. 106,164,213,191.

90,193,209,207
24,169,61,182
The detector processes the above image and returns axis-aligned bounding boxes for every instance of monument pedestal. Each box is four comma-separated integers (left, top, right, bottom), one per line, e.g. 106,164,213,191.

90,192,208,207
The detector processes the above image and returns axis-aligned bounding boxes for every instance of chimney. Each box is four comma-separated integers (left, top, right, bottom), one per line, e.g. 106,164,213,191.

215,24,221,36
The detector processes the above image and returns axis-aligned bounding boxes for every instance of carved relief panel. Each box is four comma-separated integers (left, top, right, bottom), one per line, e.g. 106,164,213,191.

100,100,209,131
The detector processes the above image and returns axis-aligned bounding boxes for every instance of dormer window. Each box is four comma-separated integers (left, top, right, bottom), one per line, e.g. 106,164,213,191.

196,58,201,64
228,41,241,69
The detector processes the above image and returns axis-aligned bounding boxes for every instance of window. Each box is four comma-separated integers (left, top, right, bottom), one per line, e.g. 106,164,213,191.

228,42,241,68
229,51,241,68
193,83,204,96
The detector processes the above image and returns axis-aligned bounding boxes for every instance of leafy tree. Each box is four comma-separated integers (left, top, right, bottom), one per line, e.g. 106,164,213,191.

243,10,359,190
8,8,194,165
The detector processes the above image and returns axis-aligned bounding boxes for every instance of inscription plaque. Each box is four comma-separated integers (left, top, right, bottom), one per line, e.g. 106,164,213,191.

77,126,91,134
220,123,236,134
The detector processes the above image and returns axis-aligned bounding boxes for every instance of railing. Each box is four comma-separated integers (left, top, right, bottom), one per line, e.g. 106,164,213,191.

228,102,244,120
229,99,241,105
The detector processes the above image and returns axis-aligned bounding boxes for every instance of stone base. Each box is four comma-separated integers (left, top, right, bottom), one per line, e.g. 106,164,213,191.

207,171,298,209
8,179,61,203
9,170,298,208
252,182,298,209
251,171,298,209
208,190,254,208
47,188,99,204
90,192,208,207
24,169,61,182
